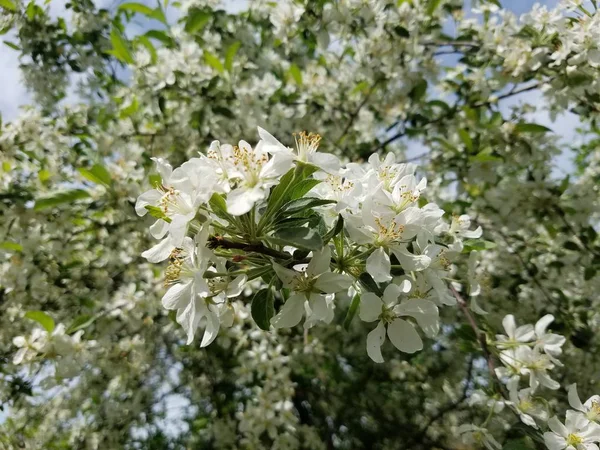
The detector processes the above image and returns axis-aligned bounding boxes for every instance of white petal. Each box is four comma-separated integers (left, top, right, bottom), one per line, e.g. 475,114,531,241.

271,294,305,328
162,281,193,310
226,187,264,216
359,292,383,322
395,299,439,338
391,245,431,271
152,157,173,183
200,311,220,347
308,152,341,173
471,296,489,315
149,219,169,239
12,336,26,347
314,272,353,293
502,315,517,339
273,263,299,288
366,321,386,363
543,432,567,450
382,283,402,306
135,189,162,216
226,275,247,297
366,247,392,283
387,318,423,353
141,238,174,263
535,314,554,337
568,384,586,412
304,294,330,329
261,152,294,179
547,416,568,437
307,247,331,277
257,126,292,154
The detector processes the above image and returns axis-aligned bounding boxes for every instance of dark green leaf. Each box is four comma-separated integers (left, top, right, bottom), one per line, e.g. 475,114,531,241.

323,215,344,244
251,289,274,331
66,315,95,334
343,294,360,331
515,123,552,133
270,227,323,251
358,273,383,297
280,197,335,216
34,189,90,211
458,129,473,151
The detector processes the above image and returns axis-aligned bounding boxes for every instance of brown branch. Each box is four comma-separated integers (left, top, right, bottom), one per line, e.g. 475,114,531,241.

450,285,507,397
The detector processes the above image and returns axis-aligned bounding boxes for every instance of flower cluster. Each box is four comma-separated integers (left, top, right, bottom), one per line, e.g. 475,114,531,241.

137,128,483,362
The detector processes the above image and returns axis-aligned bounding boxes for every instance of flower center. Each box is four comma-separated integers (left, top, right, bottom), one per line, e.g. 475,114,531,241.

567,434,583,446
293,131,321,160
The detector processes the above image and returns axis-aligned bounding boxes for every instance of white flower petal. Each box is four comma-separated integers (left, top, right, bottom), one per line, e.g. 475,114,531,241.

135,189,162,216
359,292,382,322
307,247,331,278
141,237,174,263
366,247,392,283
314,272,353,293
161,281,193,310
200,311,220,347
387,318,423,353
271,294,305,328
366,321,386,363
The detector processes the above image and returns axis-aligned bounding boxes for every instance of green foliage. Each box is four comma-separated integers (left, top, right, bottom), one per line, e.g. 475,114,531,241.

251,289,274,331
25,311,55,333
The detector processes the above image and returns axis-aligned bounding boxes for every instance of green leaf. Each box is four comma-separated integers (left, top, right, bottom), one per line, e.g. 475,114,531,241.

343,294,360,331
409,78,427,101
118,2,154,16
287,179,321,201
136,35,157,62
269,227,323,251
3,41,19,50
149,7,167,24
225,41,241,72
185,8,210,33
145,205,172,223
145,30,175,47
78,164,112,187
66,314,95,334
358,272,383,296
34,189,90,211
426,0,442,15
515,123,552,133
279,197,336,216
458,129,473,151
0,0,16,11
25,311,55,333
0,241,23,252
204,51,224,74
462,239,497,252
149,173,162,188
109,28,134,64
289,64,303,85
251,289,274,331
323,215,344,244
208,193,231,222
